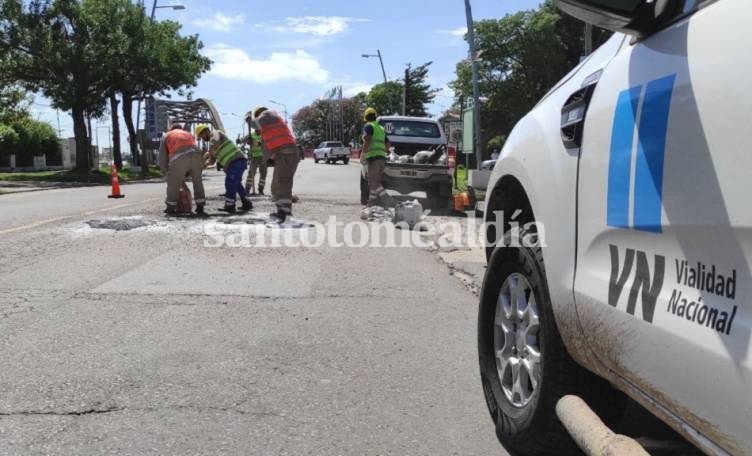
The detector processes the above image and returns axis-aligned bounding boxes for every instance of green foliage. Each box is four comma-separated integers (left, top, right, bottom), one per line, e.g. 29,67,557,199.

0,124,19,152
450,2,612,146
0,85,32,123
486,135,506,153
365,82,402,117
0,0,212,170
8,119,59,159
404,62,440,117
364,62,439,117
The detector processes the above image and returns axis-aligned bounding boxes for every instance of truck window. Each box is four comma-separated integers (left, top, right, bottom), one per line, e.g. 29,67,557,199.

382,121,441,138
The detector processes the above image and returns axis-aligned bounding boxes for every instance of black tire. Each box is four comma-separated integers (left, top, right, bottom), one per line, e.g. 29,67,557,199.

314,157,319,164
343,158,350,165
478,228,625,456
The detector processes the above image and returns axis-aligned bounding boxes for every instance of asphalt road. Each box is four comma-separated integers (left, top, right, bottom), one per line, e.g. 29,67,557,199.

0,159,503,455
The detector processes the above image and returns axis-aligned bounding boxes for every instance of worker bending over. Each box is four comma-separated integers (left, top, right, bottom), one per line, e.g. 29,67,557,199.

158,123,206,215
197,124,253,213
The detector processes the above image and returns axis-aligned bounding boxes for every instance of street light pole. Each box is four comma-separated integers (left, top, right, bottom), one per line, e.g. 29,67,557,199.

464,0,483,170
223,112,246,137
361,50,387,84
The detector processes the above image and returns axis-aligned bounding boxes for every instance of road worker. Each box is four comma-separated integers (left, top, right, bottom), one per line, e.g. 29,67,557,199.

245,129,267,195
158,123,206,215
361,107,392,207
246,107,299,222
196,124,253,213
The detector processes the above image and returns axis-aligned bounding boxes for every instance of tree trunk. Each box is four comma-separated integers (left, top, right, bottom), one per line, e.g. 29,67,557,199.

72,106,89,172
87,114,96,169
121,92,140,168
109,93,122,169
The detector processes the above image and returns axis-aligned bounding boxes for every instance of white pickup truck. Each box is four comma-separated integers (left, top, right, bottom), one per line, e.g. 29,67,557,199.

313,141,349,164
478,1,751,455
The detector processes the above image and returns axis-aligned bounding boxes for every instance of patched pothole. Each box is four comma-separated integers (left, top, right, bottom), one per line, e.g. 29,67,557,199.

86,218,157,231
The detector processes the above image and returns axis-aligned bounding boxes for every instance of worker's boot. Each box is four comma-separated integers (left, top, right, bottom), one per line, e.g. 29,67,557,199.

195,203,206,216
240,198,253,212
258,184,264,196
164,206,177,216
219,204,236,213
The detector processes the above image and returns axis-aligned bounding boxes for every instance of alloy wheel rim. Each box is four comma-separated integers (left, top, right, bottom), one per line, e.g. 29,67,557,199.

493,272,542,408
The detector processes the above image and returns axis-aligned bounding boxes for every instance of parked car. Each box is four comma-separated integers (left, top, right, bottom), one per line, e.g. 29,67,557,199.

478,1,751,455
313,141,349,164
380,116,453,209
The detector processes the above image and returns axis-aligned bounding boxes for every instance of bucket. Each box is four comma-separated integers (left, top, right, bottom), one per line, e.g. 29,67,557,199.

394,200,423,229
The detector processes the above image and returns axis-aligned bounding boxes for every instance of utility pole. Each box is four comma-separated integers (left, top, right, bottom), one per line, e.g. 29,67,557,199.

464,0,483,170
402,64,410,116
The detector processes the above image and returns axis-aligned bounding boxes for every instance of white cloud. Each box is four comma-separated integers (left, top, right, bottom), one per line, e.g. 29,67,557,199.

268,16,369,36
203,44,329,84
193,12,245,32
437,26,467,37
343,83,373,97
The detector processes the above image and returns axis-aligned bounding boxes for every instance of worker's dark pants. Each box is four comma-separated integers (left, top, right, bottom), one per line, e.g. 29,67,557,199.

224,158,248,206
271,148,299,216
360,171,369,205
246,155,267,193
367,157,391,207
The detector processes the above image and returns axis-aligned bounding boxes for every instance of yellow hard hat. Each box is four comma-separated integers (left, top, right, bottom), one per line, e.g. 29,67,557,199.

253,106,268,119
195,124,209,137
363,107,377,121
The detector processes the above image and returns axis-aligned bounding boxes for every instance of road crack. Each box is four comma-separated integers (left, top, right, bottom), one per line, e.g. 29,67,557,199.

0,406,124,417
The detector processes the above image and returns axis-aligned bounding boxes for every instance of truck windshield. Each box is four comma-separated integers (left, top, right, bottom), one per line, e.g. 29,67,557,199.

382,121,441,138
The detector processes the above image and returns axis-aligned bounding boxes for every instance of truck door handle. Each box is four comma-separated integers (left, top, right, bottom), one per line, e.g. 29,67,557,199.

561,70,601,149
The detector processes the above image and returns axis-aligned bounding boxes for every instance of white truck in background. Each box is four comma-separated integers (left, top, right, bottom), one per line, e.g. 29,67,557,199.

313,141,349,164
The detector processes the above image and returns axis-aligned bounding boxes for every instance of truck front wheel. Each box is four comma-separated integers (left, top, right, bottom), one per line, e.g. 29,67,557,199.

478,228,625,455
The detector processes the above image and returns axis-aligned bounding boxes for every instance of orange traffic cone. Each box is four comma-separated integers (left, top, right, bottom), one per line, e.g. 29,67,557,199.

108,163,125,199
453,192,469,212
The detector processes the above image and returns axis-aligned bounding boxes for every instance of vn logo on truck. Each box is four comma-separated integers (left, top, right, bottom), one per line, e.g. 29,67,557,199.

606,75,676,233
609,245,665,323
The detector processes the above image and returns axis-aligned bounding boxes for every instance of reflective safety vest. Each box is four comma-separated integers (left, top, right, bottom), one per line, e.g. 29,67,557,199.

165,129,197,158
365,121,387,159
216,139,242,167
260,115,296,151
250,132,264,158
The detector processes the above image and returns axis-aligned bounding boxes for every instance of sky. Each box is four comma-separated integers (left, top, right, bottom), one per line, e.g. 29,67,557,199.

30,0,542,151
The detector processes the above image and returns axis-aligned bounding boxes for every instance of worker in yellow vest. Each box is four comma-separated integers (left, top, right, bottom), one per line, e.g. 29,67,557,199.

361,107,392,207
158,123,206,215
196,124,253,213
245,129,267,195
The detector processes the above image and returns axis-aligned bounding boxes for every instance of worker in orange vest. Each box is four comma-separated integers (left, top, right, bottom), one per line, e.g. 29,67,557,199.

158,123,206,215
246,107,299,222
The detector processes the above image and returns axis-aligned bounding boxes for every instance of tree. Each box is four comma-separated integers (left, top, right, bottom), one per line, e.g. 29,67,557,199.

292,96,366,148
0,0,211,171
83,0,211,170
450,2,611,149
0,0,110,170
366,82,402,117
0,84,31,124
404,62,440,117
